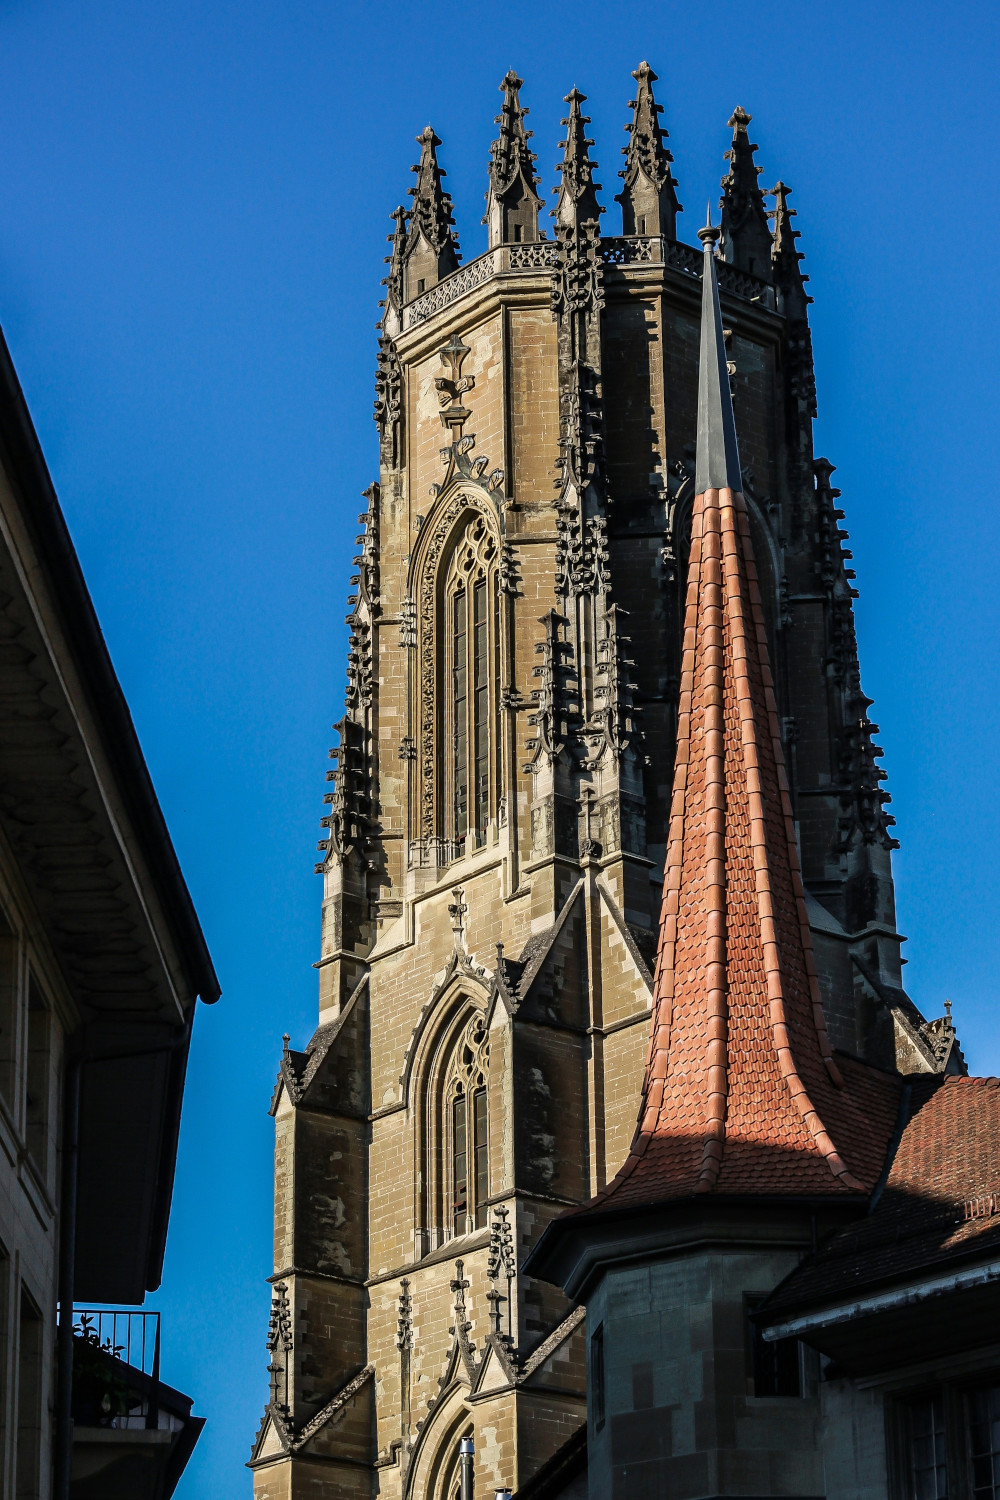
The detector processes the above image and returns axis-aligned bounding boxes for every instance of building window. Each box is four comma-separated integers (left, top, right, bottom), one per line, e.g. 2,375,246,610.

590,1323,605,1430
892,1380,1000,1498
968,1385,1000,1497
24,977,50,1179
904,1393,948,1499
445,1014,489,1237
746,1297,801,1397
15,1288,42,1500
441,518,498,849
0,906,18,1114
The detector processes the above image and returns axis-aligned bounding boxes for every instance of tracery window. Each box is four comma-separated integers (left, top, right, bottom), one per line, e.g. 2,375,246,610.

445,1013,490,1236
441,517,499,849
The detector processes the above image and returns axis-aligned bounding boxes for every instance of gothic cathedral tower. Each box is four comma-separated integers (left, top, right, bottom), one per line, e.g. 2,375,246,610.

249,66,940,1500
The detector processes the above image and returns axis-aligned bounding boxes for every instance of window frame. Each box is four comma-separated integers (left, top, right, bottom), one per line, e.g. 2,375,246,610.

439,516,500,852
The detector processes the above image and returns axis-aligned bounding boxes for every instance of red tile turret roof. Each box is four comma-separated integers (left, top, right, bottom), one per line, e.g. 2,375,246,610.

578,228,899,1215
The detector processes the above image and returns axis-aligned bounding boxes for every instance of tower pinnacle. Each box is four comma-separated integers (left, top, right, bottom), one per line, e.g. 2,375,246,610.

769,179,812,321
553,88,603,230
719,105,773,280
616,60,681,239
485,70,543,247
404,126,460,300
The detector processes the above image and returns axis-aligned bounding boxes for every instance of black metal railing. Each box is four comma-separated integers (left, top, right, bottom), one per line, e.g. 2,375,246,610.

70,1308,162,1429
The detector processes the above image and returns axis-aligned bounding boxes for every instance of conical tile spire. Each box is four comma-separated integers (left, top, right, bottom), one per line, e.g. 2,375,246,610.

719,106,773,280
485,70,543,246
616,61,681,239
575,214,891,1209
404,126,459,299
553,88,603,230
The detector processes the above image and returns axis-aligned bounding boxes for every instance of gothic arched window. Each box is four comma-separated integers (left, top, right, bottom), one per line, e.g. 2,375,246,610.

444,1013,490,1236
440,517,499,850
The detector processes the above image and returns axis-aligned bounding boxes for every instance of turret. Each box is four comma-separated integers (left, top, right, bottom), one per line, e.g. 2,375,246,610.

719,105,772,279
484,70,543,247
769,179,811,321
404,126,459,300
615,61,681,239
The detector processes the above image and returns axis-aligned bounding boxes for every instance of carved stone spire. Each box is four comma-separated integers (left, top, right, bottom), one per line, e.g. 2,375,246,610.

719,106,773,280
616,61,681,239
485,70,543,247
553,88,603,231
404,126,460,300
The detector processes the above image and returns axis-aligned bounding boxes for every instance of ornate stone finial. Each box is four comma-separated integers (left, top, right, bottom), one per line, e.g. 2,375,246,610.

448,886,469,951
767,180,812,320
616,60,681,238
719,105,773,280
404,126,460,300
266,1281,294,1412
281,1033,291,1058
553,88,603,230
944,998,953,1026
395,1278,413,1351
485,70,543,246
449,1259,471,1327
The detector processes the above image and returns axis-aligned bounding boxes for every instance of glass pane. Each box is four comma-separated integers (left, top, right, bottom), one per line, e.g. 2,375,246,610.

907,1394,948,1500
452,1095,467,1236
452,591,467,840
473,580,489,844
473,1087,488,1227
969,1384,1000,1498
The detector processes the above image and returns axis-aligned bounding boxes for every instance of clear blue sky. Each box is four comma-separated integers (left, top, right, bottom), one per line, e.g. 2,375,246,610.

0,1,995,1492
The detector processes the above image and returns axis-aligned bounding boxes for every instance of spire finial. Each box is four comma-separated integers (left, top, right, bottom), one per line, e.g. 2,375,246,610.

767,179,813,321
616,59,681,238
485,70,542,246
553,87,603,229
404,125,460,300
719,104,773,279
698,202,719,248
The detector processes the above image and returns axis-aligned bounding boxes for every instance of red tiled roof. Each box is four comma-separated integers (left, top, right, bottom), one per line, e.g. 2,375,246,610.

763,1076,1000,1316
583,479,899,1213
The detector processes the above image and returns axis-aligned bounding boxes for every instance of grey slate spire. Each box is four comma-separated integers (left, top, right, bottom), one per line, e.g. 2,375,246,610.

616,61,681,239
695,211,742,495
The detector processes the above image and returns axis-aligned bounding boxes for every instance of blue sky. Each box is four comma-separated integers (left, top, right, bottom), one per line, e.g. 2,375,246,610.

0,0,996,1493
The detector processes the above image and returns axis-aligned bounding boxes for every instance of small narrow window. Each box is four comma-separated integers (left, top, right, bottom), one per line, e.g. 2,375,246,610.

590,1323,605,1430
512,223,522,243
15,1289,42,1500
0,907,18,1113
473,1086,488,1227
746,1298,801,1397
637,214,646,235
25,978,50,1178
452,1091,468,1236
417,278,426,295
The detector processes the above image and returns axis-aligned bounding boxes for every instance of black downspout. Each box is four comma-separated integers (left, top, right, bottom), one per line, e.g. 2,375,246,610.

54,1053,81,1500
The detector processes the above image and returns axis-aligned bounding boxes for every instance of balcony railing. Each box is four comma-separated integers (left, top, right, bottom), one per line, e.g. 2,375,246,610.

72,1308,163,1430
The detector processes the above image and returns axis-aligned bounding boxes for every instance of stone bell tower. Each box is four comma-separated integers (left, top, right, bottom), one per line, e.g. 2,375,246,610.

248,64,945,1500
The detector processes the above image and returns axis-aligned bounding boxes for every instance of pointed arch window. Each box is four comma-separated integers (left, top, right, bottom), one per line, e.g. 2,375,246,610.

441,517,500,849
445,1013,490,1236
